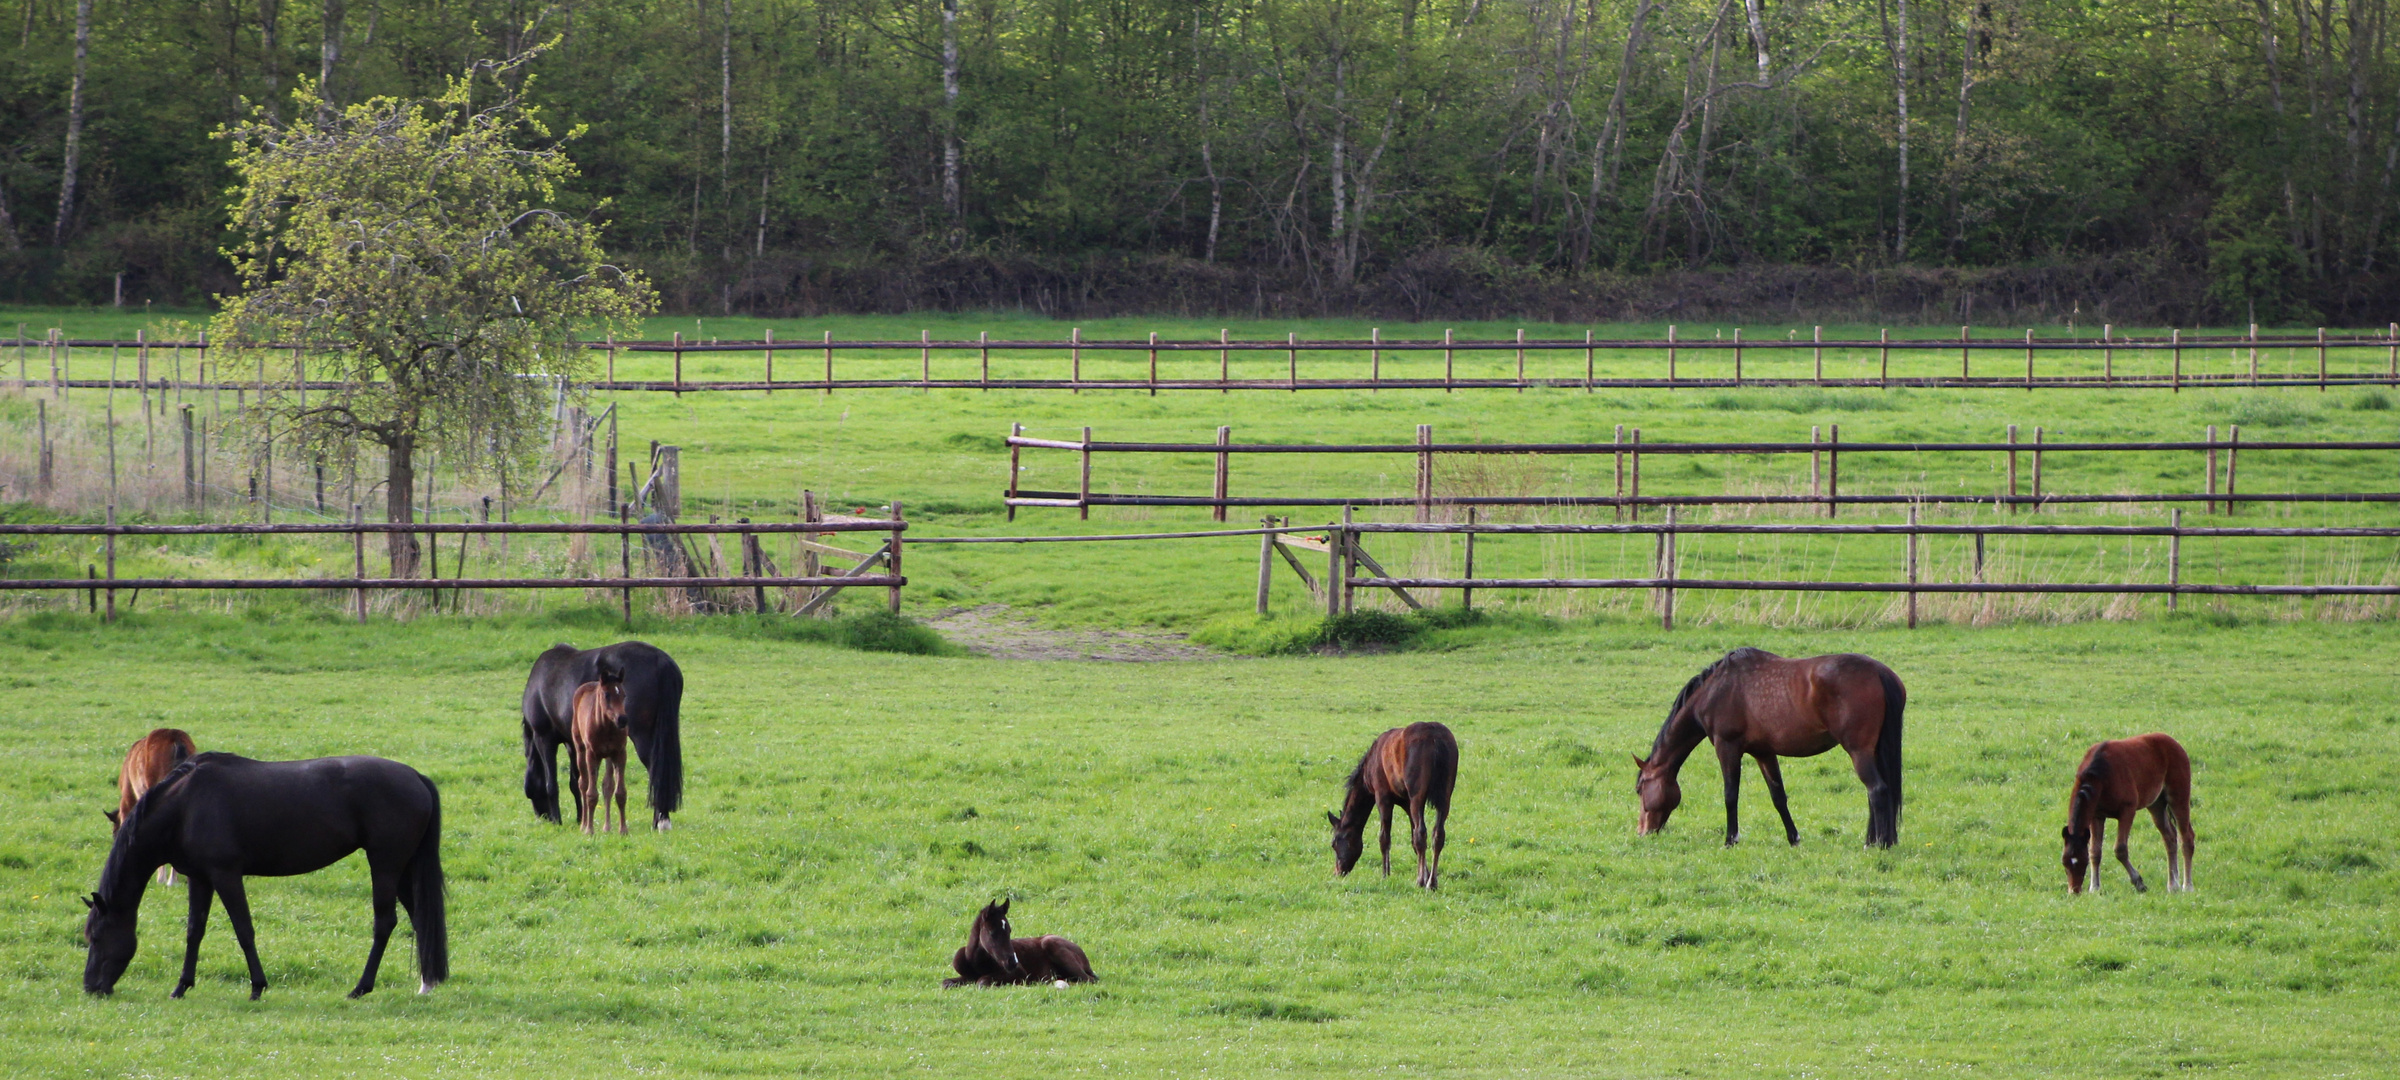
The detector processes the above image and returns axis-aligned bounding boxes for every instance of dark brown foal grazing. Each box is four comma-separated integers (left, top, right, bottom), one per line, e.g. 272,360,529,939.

106,729,197,885
2062,733,2195,894
570,676,629,836
1633,649,1905,848
1327,722,1458,889
943,900,1096,987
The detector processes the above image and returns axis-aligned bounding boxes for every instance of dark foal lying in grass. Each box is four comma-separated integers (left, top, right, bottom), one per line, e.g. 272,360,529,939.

943,900,1095,988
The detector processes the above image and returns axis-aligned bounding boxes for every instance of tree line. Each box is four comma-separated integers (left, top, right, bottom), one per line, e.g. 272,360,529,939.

4,0,2399,323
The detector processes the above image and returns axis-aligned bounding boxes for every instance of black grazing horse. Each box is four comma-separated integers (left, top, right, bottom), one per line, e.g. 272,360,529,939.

523,642,684,830
1633,648,1906,848
82,753,447,999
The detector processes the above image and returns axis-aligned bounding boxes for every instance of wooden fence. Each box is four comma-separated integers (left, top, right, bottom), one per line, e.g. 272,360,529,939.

17,325,2400,393
1301,516,2400,629
0,515,907,623
1004,427,2400,521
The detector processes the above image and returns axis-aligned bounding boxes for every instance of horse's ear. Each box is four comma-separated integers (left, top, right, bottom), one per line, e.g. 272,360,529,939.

996,898,1009,915
83,893,100,911
1325,810,1340,827
2061,826,2075,841
102,809,119,827
1631,754,1648,770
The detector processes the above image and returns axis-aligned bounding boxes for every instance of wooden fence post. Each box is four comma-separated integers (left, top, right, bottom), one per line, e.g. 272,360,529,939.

1814,325,1824,383
1416,424,1433,523
654,445,681,519
1515,328,1526,391
764,328,774,393
802,490,822,613
979,330,989,389
1007,423,1023,522
1612,424,1625,522
1827,424,1841,518
1370,327,1382,388
2226,424,2240,515
2025,328,2035,389
1071,326,1082,391
1959,325,1970,381
1906,504,1920,629
923,329,934,389
1732,327,1743,385
1667,324,1678,385
2318,326,2328,390
1659,506,1676,631
1148,331,1159,395
1078,427,1092,521
1340,505,1356,614
352,503,366,623
1811,426,1822,505
1219,328,1230,392
887,502,904,614
1585,329,1596,391
2168,508,2182,611
1288,332,1299,391
2249,322,2260,384
2103,324,2113,384
823,330,833,395
606,334,617,385
1215,426,1232,523
1445,328,1455,391
741,518,767,613
1256,516,1276,615
672,331,684,396
2172,328,2182,392
1326,511,1343,617
1879,328,1890,387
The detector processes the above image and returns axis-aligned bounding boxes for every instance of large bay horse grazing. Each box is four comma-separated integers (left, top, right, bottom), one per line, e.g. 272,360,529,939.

82,753,447,1000
2062,733,2195,894
570,677,630,836
106,728,197,885
1634,649,1905,848
523,642,683,830
1327,722,1458,889
943,899,1096,987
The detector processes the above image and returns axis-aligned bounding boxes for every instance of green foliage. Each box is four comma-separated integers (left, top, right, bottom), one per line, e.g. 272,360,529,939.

210,58,653,523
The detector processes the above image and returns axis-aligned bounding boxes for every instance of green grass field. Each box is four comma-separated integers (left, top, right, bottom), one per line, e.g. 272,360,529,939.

1,307,2396,1075
0,612,2394,1077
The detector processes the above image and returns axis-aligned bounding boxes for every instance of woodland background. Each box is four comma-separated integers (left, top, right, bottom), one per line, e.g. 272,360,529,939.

5,0,2400,323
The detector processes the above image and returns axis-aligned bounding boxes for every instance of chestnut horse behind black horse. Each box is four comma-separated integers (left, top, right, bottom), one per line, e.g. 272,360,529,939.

1633,648,1905,848
105,728,197,885
943,899,1096,987
1327,722,1458,889
2061,733,2195,894
82,753,447,1000
523,642,683,830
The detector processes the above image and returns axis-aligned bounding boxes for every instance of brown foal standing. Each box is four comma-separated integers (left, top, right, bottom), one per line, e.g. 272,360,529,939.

1327,722,1459,889
105,728,197,884
2061,732,2195,894
570,678,630,836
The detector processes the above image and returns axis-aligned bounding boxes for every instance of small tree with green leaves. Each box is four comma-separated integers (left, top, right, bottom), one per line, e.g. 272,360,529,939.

214,56,653,576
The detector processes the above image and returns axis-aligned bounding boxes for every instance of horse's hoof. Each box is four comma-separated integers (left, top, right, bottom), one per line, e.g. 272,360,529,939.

654,817,673,832
249,986,265,1001
348,986,373,1000
1054,980,1070,989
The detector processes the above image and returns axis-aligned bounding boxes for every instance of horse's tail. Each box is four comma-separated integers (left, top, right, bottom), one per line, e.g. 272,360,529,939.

639,659,684,818
1873,666,1907,847
403,773,449,990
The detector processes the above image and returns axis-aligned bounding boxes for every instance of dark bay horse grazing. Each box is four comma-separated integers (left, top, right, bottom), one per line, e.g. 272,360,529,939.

1633,648,1905,848
2062,733,2195,894
106,728,197,885
523,642,683,830
1327,722,1458,889
570,678,630,836
943,899,1096,987
82,753,447,999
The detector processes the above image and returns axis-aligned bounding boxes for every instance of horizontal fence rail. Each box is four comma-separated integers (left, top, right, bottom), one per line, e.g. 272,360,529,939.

1309,516,2400,628
1004,426,2400,519
0,517,909,622
16,325,2400,393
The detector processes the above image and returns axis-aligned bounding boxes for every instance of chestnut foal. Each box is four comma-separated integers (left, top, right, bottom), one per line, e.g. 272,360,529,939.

2061,733,2195,894
570,677,630,836
105,728,197,884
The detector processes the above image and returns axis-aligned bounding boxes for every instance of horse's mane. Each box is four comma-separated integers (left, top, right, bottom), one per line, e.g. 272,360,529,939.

1650,650,1750,759
2068,746,2111,829
95,757,201,905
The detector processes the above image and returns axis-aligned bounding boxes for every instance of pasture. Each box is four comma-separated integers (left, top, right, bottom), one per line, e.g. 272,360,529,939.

1,612,2395,1077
